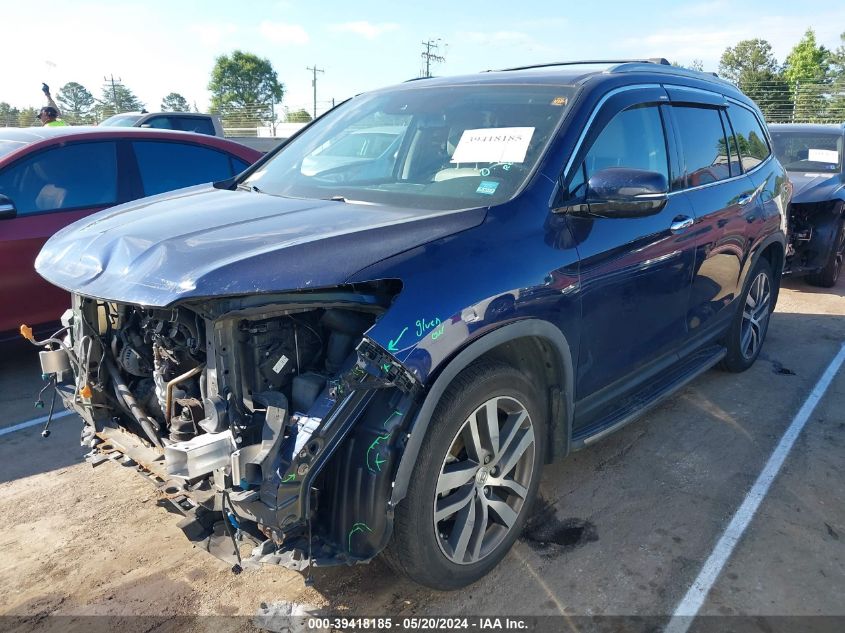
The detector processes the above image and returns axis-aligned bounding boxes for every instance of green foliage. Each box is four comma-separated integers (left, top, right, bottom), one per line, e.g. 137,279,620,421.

56,82,95,124
18,107,38,127
0,102,21,127
161,92,190,112
97,83,144,119
719,39,780,85
286,108,312,123
208,50,284,124
783,29,830,86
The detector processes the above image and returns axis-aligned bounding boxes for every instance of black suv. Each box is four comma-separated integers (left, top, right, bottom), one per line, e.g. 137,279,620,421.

33,59,789,589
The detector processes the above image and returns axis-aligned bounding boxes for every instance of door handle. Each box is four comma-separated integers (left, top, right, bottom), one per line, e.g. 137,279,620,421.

670,216,694,232
737,193,754,206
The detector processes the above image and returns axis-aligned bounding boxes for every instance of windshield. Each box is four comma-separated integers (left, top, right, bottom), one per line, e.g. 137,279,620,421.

771,130,843,174
245,83,575,211
99,114,143,127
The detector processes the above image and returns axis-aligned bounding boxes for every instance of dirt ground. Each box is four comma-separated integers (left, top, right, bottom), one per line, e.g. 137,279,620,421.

0,277,843,632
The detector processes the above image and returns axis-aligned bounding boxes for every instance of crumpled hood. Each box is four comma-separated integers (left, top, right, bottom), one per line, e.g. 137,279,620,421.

36,185,486,306
788,172,845,204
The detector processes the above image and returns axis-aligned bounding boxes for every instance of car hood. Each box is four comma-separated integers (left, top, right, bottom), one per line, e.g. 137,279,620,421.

36,185,486,307
788,172,845,204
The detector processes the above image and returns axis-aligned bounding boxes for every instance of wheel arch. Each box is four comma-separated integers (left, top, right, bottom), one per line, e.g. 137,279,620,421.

740,232,785,309
389,318,575,507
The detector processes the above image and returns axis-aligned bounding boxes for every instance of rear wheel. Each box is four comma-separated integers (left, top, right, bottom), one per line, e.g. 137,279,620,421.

720,258,775,372
384,360,545,589
806,219,845,288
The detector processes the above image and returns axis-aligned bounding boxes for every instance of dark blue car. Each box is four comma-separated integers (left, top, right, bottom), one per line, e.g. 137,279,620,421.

33,59,789,589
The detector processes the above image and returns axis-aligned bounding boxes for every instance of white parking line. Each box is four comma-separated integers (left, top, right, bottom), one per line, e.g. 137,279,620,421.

665,342,845,633
0,409,75,437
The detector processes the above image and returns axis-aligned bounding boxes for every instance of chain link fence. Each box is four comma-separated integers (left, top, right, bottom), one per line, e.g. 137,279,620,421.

2,85,843,129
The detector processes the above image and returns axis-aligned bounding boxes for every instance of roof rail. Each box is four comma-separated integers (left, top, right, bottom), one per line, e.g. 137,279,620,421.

490,58,671,72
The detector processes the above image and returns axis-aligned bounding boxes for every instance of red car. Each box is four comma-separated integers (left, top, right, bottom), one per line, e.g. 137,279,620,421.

0,126,261,337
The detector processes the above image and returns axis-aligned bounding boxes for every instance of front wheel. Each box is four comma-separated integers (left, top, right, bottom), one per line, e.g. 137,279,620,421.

384,360,545,589
720,258,775,372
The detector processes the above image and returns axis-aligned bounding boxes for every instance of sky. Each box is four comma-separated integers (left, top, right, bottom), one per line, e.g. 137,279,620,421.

2,0,844,117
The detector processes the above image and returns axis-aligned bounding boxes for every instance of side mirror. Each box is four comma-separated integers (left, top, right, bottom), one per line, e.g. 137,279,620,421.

580,168,668,218
0,194,17,220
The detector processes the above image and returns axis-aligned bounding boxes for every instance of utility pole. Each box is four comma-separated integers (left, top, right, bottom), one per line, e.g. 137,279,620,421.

306,65,324,119
103,74,122,112
420,39,446,78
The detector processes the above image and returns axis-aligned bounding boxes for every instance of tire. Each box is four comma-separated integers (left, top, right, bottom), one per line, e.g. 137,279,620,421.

719,258,775,373
806,219,845,288
383,360,545,589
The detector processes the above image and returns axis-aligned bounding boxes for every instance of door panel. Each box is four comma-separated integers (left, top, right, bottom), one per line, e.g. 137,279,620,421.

558,97,697,427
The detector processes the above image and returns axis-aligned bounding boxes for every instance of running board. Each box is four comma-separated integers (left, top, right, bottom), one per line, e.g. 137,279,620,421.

572,345,726,449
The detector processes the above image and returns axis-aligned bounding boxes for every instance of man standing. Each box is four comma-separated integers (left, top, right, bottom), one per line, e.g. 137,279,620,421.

38,83,68,126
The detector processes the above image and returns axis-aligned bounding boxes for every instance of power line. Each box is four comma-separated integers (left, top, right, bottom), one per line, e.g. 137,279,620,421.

420,39,446,78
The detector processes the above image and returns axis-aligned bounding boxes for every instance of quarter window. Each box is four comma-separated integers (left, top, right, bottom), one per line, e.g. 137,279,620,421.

132,141,235,196
673,106,731,187
0,141,118,215
728,104,770,170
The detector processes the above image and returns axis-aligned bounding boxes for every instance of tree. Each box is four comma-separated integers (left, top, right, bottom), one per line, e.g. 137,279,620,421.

56,82,95,124
18,107,38,127
161,92,190,112
0,102,20,127
783,29,831,121
719,39,790,121
208,50,284,125
719,39,780,84
286,108,312,123
96,83,144,119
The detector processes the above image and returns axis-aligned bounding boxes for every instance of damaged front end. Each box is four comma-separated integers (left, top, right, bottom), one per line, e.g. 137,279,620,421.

29,282,422,574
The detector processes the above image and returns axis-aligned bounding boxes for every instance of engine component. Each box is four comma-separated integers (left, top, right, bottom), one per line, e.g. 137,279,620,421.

170,397,205,441
165,430,236,479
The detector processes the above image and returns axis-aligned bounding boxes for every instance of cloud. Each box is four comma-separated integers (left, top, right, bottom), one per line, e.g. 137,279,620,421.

188,23,237,47
259,21,310,45
328,21,399,40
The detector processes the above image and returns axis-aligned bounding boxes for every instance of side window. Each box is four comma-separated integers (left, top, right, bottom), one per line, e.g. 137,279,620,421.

0,142,117,215
171,117,215,136
728,104,770,171
144,116,175,130
231,157,251,173
581,105,669,181
132,141,234,196
673,106,731,187
720,110,742,177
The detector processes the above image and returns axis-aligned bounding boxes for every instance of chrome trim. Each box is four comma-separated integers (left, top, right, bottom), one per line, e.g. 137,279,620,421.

670,217,694,232
665,154,774,197
0,203,14,213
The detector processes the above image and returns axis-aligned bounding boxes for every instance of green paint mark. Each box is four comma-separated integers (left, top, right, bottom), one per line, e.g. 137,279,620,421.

387,327,408,352
364,411,403,473
281,473,296,483
415,317,441,338
382,363,391,373
431,324,445,340
348,522,372,553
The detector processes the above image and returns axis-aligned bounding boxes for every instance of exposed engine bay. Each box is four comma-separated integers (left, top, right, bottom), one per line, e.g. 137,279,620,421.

30,284,421,573
786,199,844,275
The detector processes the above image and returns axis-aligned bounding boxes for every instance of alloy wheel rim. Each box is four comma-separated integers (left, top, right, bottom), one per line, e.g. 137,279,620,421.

433,395,535,565
740,271,771,360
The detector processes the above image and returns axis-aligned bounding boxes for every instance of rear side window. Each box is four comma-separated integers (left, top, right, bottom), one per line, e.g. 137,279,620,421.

673,106,731,187
132,141,234,196
728,105,770,170
144,117,215,135
569,104,668,198
0,141,117,215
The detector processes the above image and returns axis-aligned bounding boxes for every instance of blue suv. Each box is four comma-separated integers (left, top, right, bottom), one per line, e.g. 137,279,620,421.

33,59,789,589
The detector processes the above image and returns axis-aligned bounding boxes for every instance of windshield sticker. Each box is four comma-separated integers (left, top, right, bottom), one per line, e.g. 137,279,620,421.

551,96,568,106
807,149,839,164
476,180,499,195
451,127,535,164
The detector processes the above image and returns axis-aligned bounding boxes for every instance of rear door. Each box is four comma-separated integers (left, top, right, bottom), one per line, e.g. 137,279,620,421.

0,140,123,331
664,89,763,345
559,87,698,427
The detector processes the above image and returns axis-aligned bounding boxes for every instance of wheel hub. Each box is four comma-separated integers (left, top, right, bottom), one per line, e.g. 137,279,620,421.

475,467,490,486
